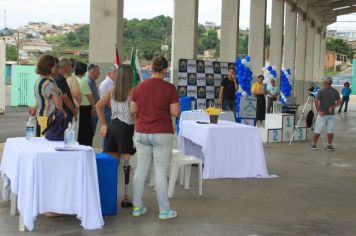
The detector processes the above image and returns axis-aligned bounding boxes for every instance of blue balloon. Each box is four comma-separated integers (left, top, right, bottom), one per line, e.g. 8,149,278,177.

268,66,273,71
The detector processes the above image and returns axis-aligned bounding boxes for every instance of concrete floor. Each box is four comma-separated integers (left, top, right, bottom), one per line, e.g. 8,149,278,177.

1,105,356,235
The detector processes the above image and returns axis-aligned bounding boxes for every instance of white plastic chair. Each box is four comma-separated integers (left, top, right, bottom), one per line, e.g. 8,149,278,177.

168,155,203,198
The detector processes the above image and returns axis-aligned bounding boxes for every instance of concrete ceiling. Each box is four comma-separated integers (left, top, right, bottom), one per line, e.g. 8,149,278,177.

295,0,356,27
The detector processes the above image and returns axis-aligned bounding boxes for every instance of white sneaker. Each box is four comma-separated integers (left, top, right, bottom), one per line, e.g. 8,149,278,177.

158,209,177,219
132,206,148,217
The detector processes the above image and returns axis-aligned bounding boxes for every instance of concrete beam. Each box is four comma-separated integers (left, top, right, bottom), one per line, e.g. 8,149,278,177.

319,31,326,80
249,0,267,76
312,21,321,82
294,2,308,103
0,42,5,113
171,0,199,85
220,0,240,62
270,0,284,85
89,0,124,65
304,20,315,83
283,2,297,81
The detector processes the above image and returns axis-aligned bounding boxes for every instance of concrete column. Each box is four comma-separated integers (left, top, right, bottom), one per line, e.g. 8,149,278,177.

282,2,297,81
171,0,199,85
220,0,239,62
319,32,326,80
312,26,321,82
294,10,307,103
270,0,284,86
303,21,315,101
249,0,267,76
0,42,5,114
89,0,124,147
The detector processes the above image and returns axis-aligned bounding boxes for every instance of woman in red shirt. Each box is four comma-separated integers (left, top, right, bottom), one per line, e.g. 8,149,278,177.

131,56,180,219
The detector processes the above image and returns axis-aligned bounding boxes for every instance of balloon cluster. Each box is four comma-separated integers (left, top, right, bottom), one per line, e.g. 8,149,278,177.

262,65,278,84
235,56,253,97
280,68,293,103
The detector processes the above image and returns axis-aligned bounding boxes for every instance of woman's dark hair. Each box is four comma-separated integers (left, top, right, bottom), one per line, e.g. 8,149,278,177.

112,64,133,102
228,67,236,72
257,75,264,79
344,82,350,87
36,55,56,76
75,62,88,76
152,56,168,72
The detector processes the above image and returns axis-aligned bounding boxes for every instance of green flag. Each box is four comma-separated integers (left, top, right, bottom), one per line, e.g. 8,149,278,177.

130,48,142,86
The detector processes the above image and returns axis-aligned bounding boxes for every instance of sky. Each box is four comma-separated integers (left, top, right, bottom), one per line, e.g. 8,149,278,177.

0,0,354,30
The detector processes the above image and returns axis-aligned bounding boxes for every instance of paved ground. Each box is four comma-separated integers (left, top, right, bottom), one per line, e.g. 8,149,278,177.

0,91,356,235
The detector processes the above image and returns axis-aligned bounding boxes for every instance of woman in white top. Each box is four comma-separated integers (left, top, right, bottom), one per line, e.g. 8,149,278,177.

96,64,136,160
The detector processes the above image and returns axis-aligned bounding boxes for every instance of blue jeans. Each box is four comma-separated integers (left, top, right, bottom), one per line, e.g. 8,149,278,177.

133,133,173,211
103,106,112,152
222,100,236,117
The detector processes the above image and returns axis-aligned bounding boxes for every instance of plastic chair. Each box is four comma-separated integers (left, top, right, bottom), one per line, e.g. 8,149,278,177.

168,155,203,198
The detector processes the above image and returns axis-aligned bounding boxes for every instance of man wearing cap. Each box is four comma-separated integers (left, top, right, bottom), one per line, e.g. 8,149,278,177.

99,65,116,151
310,77,341,151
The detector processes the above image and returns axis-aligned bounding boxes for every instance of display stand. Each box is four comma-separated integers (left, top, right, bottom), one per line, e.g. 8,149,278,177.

236,95,256,126
260,113,307,143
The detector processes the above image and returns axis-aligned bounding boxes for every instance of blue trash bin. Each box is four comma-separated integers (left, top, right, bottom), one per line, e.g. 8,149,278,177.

96,153,119,216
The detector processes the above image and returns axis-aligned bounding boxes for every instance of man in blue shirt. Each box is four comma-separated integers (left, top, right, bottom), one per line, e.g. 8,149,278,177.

338,82,351,114
87,64,101,135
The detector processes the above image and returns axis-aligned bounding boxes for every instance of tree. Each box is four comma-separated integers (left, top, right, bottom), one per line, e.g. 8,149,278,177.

326,37,354,59
6,44,18,61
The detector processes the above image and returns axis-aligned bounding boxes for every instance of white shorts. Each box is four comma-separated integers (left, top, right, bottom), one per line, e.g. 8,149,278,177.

314,115,335,134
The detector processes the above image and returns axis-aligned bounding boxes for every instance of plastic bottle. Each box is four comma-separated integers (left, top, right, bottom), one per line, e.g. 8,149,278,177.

25,117,36,140
64,122,75,149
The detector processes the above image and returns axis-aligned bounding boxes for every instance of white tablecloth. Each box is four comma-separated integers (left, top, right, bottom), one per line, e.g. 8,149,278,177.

179,120,271,179
0,137,104,231
179,110,235,128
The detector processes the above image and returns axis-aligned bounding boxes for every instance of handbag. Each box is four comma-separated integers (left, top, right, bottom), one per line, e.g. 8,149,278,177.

42,110,68,141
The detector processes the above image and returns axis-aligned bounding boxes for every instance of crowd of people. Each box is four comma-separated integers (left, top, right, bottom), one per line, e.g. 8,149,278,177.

29,55,180,220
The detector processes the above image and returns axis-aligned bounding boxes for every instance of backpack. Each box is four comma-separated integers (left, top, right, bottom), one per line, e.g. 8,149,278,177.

42,110,68,141
306,110,314,128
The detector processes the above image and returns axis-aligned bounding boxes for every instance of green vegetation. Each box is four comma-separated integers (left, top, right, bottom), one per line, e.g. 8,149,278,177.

6,44,18,61
326,37,354,59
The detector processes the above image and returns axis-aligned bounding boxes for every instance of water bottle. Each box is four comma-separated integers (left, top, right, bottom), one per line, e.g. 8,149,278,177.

25,117,36,140
64,122,75,149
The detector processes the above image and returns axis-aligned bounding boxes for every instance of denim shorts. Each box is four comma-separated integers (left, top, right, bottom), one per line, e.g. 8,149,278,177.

314,115,335,134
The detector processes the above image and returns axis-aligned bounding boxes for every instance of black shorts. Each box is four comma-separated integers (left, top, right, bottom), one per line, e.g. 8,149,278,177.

106,119,136,155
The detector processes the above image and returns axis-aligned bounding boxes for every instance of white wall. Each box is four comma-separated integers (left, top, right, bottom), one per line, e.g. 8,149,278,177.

0,42,5,113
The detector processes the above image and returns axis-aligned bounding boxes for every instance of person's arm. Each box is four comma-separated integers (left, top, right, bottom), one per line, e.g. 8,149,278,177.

61,93,78,117
52,94,63,111
96,91,111,137
130,101,138,115
328,96,342,113
218,86,224,105
234,80,239,91
87,93,96,113
315,98,323,116
170,103,180,117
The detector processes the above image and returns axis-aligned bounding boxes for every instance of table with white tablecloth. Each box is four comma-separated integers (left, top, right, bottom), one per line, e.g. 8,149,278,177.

179,110,235,127
0,137,104,231
178,120,271,179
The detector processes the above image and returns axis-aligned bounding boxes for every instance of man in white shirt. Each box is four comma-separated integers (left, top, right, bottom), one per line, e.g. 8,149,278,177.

99,65,116,152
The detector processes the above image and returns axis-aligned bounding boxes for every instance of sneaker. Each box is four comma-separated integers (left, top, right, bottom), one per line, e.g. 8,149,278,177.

325,145,335,152
309,144,317,150
132,206,148,217
158,209,177,220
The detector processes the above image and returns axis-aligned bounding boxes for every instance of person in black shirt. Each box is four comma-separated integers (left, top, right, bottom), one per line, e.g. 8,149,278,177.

218,68,239,115
55,58,78,123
